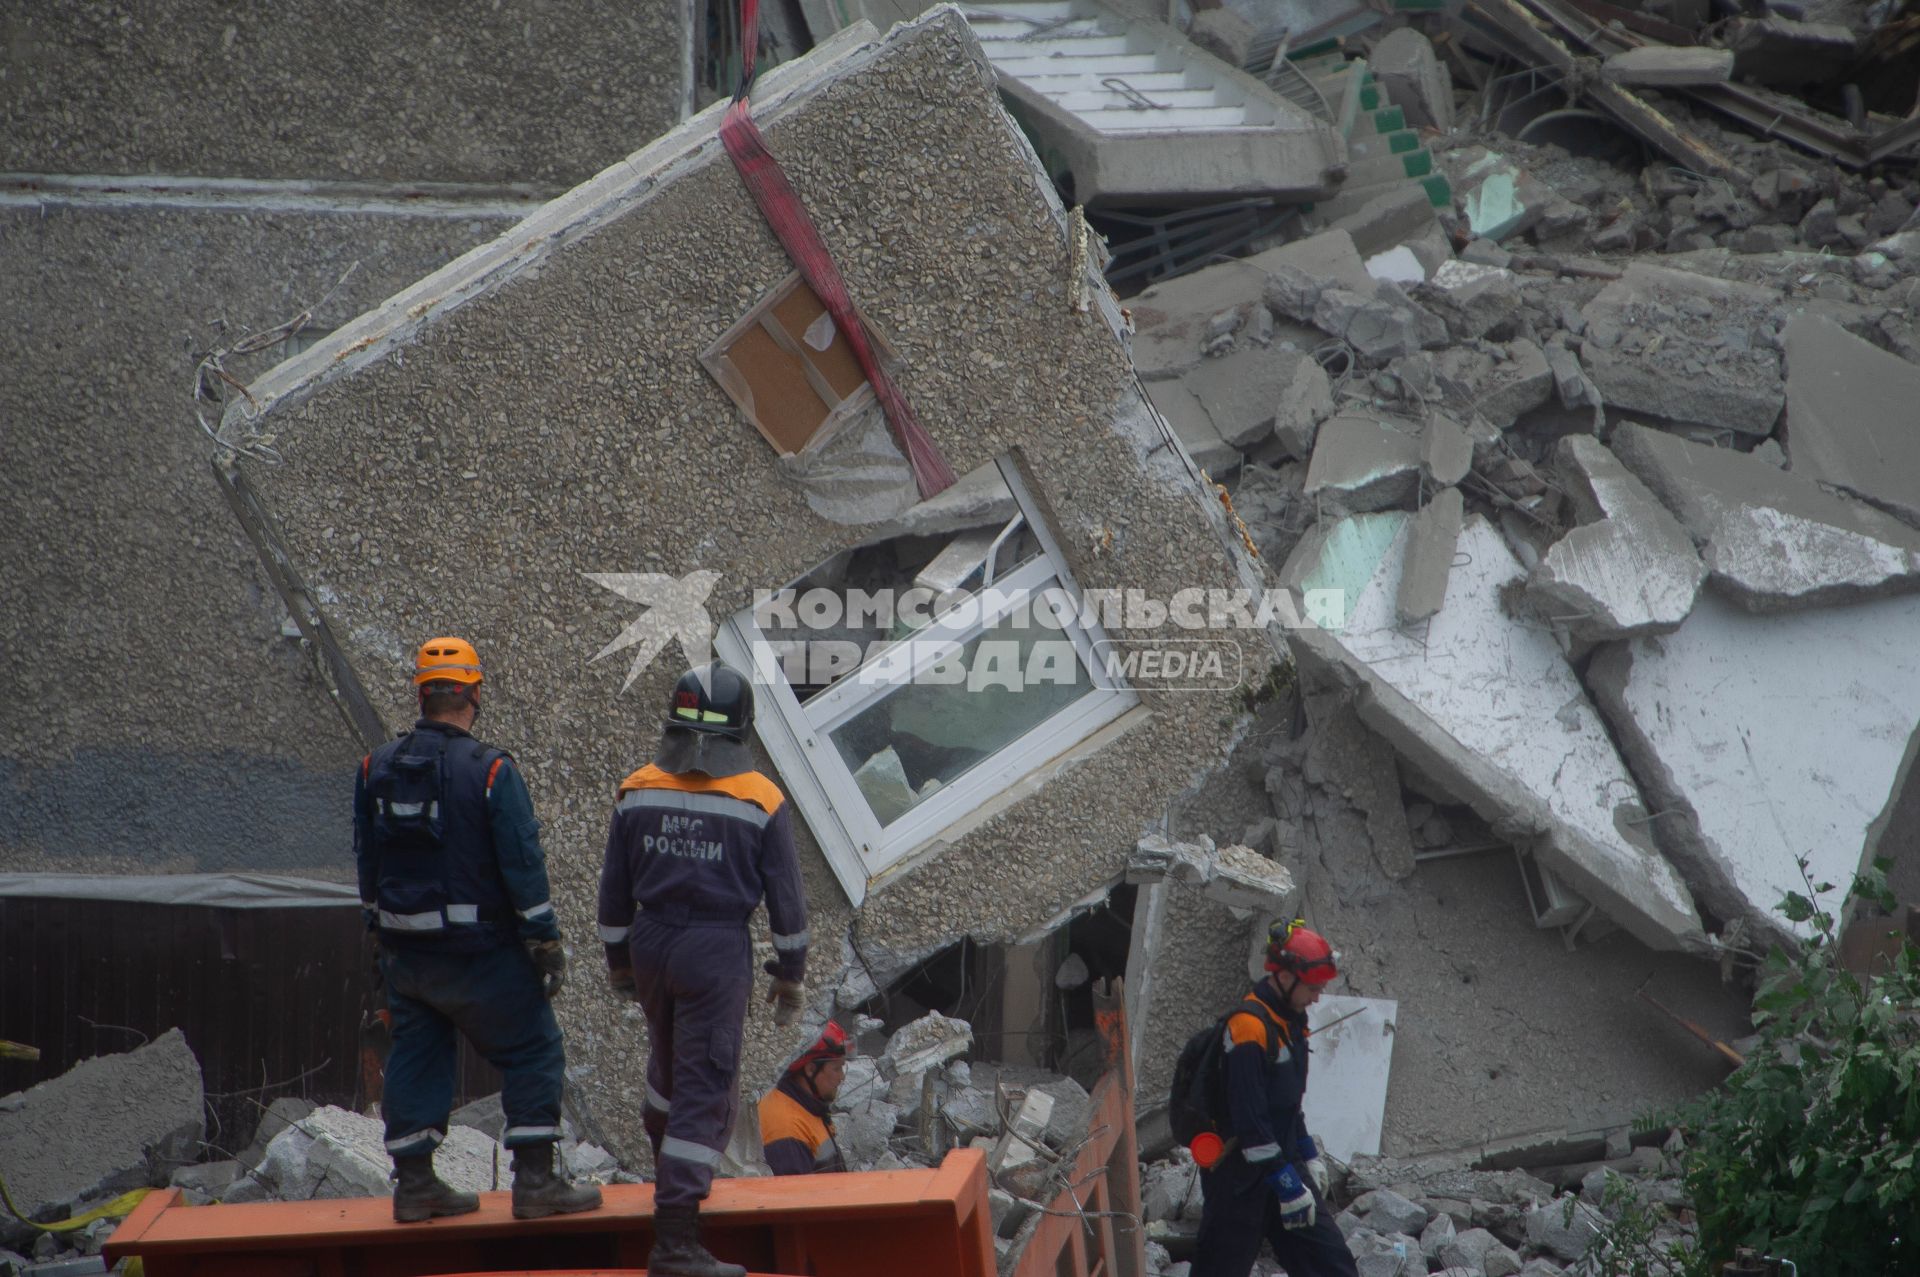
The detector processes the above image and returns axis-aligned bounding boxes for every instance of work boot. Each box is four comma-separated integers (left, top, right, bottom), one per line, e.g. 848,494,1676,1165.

510,1141,604,1220
648,1202,746,1277
392,1153,480,1223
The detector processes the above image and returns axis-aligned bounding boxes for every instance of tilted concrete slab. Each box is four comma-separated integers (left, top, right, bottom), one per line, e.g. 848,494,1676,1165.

1783,313,1920,527
1611,423,1920,611
1281,513,1705,950
1303,414,1423,511
1526,435,1705,641
1588,591,1920,942
1397,486,1463,625
1579,263,1784,436
972,0,1344,205
1601,47,1734,87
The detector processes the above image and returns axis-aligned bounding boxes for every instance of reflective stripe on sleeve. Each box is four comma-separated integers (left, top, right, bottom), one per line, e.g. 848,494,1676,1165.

385,1129,443,1154
599,923,631,943
380,909,444,931
519,901,555,920
1241,1142,1282,1163
659,1136,722,1168
645,1084,672,1113
771,928,809,952
445,904,479,924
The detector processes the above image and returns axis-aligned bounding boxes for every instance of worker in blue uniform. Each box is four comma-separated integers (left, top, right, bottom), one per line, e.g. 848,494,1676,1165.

598,662,810,1277
356,636,603,1223
760,1022,850,1176
1192,920,1358,1277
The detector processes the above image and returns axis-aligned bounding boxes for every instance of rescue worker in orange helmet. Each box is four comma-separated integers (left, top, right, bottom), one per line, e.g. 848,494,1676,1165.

356,638,602,1223
761,1023,850,1176
598,662,810,1277
1191,919,1357,1277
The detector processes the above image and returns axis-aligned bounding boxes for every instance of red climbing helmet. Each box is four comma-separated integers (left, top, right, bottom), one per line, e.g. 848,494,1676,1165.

1265,918,1339,985
785,1021,851,1078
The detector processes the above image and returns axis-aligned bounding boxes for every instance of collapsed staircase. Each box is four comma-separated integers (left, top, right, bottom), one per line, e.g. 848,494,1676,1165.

961,0,1345,206
1288,49,1454,252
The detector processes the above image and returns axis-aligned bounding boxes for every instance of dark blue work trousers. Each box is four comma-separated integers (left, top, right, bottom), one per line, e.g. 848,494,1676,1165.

1193,1169,1359,1277
381,943,565,1157
631,916,752,1209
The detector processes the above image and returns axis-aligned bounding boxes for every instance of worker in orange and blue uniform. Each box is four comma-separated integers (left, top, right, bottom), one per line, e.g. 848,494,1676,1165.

598,662,810,1277
761,1023,850,1176
356,637,602,1224
1192,920,1358,1277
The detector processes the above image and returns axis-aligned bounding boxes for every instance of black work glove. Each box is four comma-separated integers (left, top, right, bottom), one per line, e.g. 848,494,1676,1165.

763,960,804,1027
526,938,567,999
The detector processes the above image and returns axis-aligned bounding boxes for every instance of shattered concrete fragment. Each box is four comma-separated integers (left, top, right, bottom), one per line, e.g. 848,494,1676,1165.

1303,699,1416,882
884,1012,974,1076
1524,1196,1605,1262
1185,343,1297,448
1147,381,1241,476
0,1027,204,1248
1312,287,1447,364
1578,263,1784,436
1357,1188,1430,1236
1543,343,1599,412
1127,834,1297,912
1398,487,1464,625
1422,417,1471,488
1426,342,1553,430
1420,259,1520,342
1588,590,1920,944
1282,513,1704,950
1304,415,1424,511
1611,423,1920,610
1273,351,1336,460
1600,47,1733,86
1782,313,1920,526
1349,1230,1426,1277
1451,150,1551,242
1526,435,1705,640
1724,16,1860,88
1370,28,1454,131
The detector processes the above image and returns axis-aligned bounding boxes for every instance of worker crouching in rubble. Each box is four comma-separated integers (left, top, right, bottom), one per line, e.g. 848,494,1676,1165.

1193,921,1358,1277
598,662,811,1277
356,637,603,1223
761,1023,850,1175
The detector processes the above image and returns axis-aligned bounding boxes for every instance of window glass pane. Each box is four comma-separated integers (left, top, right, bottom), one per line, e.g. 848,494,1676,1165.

758,461,1045,702
828,614,1094,827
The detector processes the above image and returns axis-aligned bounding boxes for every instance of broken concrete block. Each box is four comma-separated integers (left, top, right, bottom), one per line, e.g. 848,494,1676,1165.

1438,1226,1502,1271
1524,1196,1605,1262
1186,344,1296,449
1349,1230,1426,1277
1357,1187,1431,1236
1783,313,1920,526
1526,435,1704,640
1273,351,1336,460
1371,28,1453,131
449,1092,507,1142
1422,418,1471,488
1421,259,1520,342
884,1011,974,1076
1366,246,1426,287
1312,288,1446,364
1186,7,1257,66
1588,590,1920,945
1147,381,1241,476
1304,415,1425,512
1251,227,1372,296
1425,343,1553,430
237,1095,314,1171
1127,834,1296,911
1600,47,1733,86
1578,263,1784,436
1725,16,1860,88
1611,423,1920,611
836,1097,904,1169
1420,1212,1458,1262
1328,183,1443,259
1398,487,1464,625
1304,698,1417,882
168,1160,241,1196
1452,151,1551,242
0,1028,204,1247
1542,343,1599,412
1282,513,1704,950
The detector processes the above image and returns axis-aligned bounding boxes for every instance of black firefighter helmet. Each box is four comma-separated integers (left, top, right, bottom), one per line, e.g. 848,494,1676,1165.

664,662,755,743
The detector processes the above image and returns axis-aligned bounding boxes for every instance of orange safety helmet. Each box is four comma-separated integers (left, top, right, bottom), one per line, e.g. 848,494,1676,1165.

412,637,485,687
1265,918,1339,985
784,1021,851,1079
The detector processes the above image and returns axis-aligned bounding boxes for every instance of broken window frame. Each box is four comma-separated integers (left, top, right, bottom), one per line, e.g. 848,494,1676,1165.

714,457,1140,906
698,271,899,457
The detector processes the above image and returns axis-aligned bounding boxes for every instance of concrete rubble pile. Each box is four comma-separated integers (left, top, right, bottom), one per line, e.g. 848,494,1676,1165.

825,1012,1108,1271
1128,9,1920,959
0,1029,205,1272
1138,1136,1700,1277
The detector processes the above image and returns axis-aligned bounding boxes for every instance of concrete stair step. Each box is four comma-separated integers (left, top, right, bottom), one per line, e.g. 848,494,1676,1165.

1343,128,1422,161
1343,146,1434,187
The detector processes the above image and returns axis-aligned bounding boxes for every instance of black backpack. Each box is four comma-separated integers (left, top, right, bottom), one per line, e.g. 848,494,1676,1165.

1167,999,1285,1147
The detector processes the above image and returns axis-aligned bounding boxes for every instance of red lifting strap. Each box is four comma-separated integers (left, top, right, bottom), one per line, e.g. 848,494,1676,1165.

719,0,957,500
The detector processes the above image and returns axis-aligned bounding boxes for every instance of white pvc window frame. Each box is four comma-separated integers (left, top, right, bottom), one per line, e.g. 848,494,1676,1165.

716,457,1138,905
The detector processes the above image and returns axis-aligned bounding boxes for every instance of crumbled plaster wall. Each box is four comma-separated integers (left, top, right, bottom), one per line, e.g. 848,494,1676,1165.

0,205,514,878
1,1,687,186
222,10,1274,1161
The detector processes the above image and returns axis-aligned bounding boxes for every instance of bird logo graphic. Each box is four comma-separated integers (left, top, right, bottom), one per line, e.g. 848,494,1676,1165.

584,570,723,691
